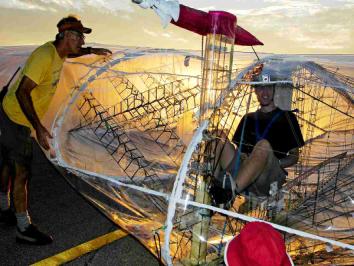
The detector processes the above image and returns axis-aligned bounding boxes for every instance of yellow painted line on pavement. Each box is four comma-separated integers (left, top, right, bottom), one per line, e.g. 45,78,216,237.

31,229,128,266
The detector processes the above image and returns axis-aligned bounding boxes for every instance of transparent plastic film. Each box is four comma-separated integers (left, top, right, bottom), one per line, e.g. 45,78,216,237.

49,51,353,265
1,47,353,265
199,11,236,123
187,11,237,266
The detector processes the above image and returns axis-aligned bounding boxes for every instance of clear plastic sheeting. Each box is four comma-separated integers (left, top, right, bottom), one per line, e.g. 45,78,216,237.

1,46,353,265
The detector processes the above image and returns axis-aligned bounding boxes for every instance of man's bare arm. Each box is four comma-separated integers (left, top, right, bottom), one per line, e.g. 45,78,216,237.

279,147,299,168
15,76,52,150
68,47,112,58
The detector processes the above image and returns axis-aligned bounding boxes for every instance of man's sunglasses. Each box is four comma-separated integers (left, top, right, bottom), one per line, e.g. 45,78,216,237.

68,30,85,40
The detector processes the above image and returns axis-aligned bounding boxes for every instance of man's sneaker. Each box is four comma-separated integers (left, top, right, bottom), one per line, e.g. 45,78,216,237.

0,209,17,226
209,183,236,210
16,224,53,245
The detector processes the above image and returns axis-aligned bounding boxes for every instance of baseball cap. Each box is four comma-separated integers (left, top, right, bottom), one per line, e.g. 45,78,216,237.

57,15,92,34
224,222,294,266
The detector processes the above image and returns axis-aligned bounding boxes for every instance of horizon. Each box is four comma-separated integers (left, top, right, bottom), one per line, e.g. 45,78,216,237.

1,43,354,56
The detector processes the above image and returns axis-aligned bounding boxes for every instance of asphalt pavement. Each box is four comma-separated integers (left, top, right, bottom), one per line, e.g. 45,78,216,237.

0,141,159,266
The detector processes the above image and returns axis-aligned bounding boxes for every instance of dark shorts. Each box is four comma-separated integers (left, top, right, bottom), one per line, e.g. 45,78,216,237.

0,103,33,166
244,151,286,196
217,151,286,197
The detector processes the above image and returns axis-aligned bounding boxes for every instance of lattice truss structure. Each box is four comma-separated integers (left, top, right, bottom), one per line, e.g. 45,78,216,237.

53,52,353,265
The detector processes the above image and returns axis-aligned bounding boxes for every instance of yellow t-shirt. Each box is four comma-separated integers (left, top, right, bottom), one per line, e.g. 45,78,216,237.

3,42,65,128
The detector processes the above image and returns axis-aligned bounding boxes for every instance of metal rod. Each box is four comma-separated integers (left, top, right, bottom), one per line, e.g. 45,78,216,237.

251,46,260,61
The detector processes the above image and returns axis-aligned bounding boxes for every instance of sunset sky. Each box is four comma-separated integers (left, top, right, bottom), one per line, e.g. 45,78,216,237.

0,0,353,54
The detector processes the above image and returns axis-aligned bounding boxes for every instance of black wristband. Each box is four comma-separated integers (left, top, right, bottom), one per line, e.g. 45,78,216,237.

87,46,92,54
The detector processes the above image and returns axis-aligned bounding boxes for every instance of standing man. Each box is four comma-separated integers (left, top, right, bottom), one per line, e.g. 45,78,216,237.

0,15,111,245
211,70,305,208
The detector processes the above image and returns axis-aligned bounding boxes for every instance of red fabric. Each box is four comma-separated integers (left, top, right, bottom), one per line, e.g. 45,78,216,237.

225,222,291,266
171,5,263,46
235,25,263,46
171,5,209,36
208,11,236,39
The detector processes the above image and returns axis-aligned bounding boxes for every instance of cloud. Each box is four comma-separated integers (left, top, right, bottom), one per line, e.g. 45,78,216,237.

85,0,133,12
237,3,354,52
0,0,134,13
199,6,216,11
175,37,188,43
120,14,132,20
143,28,158,37
229,1,326,18
142,26,188,44
162,33,171,38
0,0,54,11
143,29,187,43
278,25,350,50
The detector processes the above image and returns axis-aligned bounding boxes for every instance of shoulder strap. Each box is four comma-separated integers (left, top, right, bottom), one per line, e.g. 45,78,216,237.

284,110,303,147
255,108,283,141
0,66,21,102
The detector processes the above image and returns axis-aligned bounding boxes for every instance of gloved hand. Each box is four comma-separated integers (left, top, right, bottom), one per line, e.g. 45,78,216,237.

132,0,180,28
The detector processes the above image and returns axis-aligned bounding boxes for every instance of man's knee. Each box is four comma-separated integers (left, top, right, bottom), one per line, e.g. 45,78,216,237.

255,139,271,149
15,163,30,181
253,139,273,156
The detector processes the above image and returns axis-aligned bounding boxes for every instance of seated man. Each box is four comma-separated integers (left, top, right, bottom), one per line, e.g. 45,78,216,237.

211,72,305,208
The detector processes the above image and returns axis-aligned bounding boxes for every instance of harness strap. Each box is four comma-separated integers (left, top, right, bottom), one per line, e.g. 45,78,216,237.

0,66,21,102
255,109,283,142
